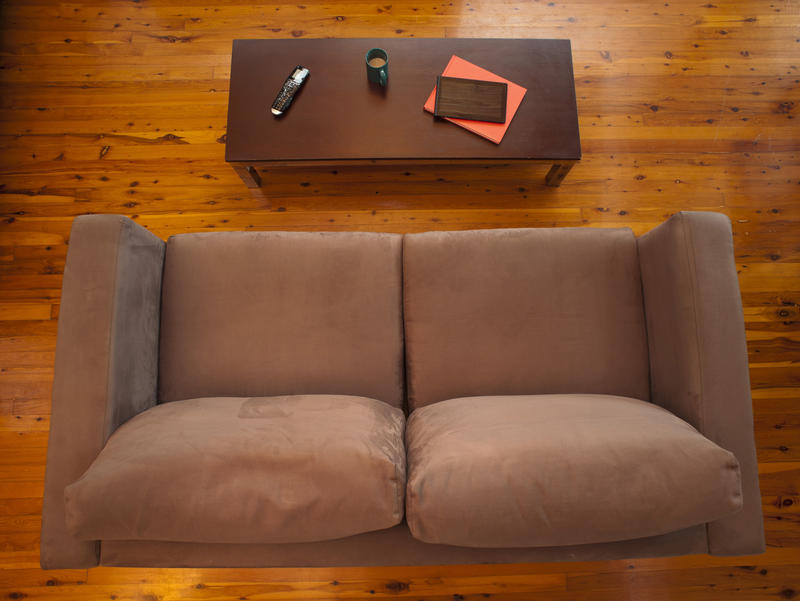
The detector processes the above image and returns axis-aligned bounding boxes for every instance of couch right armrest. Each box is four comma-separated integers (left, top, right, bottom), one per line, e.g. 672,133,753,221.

637,211,764,556
41,215,165,568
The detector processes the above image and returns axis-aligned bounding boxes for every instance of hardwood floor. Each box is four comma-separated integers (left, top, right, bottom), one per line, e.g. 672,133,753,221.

1,0,798,599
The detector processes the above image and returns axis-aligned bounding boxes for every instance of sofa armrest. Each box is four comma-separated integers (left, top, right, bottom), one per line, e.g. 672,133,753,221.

41,215,165,569
637,211,764,556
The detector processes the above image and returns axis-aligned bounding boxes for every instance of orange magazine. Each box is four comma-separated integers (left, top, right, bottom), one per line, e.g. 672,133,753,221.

424,55,527,144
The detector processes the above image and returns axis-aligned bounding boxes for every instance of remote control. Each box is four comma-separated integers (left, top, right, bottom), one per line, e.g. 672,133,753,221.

271,66,309,116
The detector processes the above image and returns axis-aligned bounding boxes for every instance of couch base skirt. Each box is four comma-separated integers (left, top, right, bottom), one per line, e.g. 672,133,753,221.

100,523,708,568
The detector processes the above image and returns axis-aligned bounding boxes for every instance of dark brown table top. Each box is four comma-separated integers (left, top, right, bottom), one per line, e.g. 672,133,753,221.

225,38,580,163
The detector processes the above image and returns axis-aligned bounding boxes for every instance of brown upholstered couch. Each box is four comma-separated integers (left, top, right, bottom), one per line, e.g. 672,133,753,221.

41,212,764,569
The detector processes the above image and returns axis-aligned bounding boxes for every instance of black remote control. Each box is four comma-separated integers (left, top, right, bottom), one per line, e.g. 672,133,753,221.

271,66,309,116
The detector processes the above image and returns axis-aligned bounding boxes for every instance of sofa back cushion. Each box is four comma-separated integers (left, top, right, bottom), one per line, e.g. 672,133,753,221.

159,231,404,407
403,228,649,409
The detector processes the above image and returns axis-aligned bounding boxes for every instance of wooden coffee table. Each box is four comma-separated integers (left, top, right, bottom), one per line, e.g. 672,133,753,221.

225,38,581,188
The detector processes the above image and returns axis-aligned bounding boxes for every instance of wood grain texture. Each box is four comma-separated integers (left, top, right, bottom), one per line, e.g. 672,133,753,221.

0,0,798,599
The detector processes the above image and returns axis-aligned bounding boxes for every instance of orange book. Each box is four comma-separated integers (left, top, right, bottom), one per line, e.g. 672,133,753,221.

424,55,527,144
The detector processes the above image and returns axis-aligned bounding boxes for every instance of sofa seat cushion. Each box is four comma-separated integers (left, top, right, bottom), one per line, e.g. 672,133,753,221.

406,394,742,548
65,395,406,544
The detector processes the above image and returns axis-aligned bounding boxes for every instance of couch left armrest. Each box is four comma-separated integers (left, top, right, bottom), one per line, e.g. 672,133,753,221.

637,211,764,556
41,215,165,569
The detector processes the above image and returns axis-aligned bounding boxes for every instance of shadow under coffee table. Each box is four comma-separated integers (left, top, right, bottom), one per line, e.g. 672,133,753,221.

225,38,581,188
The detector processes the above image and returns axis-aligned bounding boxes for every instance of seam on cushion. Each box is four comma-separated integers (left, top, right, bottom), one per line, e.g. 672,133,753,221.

153,241,165,406
101,217,126,445
680,213,711,552
393,413,406,523
402,239,417,411
634,232,653,404
404,419,416,536
156,235,175,404
398,236,408,414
